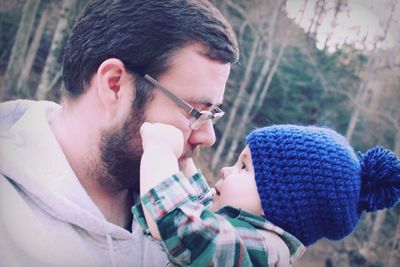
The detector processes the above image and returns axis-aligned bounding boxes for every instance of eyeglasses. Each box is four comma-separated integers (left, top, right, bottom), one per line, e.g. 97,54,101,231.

144,74,225,130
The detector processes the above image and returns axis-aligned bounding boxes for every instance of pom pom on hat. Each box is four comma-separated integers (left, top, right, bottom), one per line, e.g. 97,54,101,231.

246,125,400,246
358,146,400,212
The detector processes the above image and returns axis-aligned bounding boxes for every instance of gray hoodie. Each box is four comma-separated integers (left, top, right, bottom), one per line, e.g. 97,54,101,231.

0,100,170,267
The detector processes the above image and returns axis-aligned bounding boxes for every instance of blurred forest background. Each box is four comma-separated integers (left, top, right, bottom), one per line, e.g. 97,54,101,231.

0,0,399,266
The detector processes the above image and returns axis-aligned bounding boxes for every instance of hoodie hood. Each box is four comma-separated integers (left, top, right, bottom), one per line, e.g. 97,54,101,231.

0,100,135,240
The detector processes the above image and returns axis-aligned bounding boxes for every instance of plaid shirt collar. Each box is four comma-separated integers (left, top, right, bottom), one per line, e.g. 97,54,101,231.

217,206,306,262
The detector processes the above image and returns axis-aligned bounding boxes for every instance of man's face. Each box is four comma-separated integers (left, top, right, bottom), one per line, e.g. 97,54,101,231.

93,44,230,192
144,44,231,164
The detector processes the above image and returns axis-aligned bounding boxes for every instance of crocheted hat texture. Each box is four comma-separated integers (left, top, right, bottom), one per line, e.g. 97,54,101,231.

246,125,400,246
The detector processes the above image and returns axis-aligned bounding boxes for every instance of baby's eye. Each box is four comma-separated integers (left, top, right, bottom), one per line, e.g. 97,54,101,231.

241,162,247,170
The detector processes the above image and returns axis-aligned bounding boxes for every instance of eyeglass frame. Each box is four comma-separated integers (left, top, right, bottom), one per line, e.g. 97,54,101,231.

144,74,225,130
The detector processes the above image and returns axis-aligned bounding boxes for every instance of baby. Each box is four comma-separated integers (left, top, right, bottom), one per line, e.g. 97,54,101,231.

133,123,400,267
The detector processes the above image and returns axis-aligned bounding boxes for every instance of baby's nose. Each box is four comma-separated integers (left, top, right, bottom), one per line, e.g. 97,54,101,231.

219,166,233,179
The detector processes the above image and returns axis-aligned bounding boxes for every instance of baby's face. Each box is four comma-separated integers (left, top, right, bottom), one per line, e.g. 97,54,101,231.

209,146,263,215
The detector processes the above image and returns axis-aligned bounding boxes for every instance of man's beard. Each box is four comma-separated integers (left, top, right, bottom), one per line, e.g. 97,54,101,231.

178,145,200,169
90,111,145,194
87,111,200,195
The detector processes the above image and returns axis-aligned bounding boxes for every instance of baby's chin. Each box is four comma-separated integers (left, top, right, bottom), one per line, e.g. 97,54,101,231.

208,196,220,212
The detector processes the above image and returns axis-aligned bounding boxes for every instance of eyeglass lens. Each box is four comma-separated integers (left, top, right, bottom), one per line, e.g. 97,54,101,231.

189,112,222,130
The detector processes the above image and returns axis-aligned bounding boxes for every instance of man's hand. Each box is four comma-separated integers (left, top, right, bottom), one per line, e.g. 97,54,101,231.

140,122,184,158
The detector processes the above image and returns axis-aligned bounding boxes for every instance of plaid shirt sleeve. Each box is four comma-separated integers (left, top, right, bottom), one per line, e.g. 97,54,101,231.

187,171,214,208
132,171,211,232
140,172,270,266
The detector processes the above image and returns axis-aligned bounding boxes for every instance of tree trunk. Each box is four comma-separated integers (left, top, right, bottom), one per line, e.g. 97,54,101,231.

346,4,394,141
1,0,40,101
306,0,323,35
252,37,288,117
395,130,400,156
223,1,283,165
35,0,78,100
16,9,48,97
211,37,260,171
223,69,263,165
311,0,326,36
387,217,400,267
295,0,309,24
359,211,387,263
323,0,344,50
369,210,387,246
345,64,372,141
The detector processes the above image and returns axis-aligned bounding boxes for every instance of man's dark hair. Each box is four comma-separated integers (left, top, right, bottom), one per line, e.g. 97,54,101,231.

62,0,239,101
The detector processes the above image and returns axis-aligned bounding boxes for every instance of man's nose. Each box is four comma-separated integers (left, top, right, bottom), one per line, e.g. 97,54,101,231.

188,120,216,147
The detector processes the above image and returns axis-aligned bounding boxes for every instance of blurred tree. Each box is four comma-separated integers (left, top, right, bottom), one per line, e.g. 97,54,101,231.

387,218,400,267
0,1,399,265
1,0,40,101
306,0,326,36
345,0,396,142
36,0,78,100
16,8,48,97
211,0,290,169
211,34,261,170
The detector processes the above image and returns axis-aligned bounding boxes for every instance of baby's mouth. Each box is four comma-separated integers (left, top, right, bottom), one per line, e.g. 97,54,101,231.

212,187,220,197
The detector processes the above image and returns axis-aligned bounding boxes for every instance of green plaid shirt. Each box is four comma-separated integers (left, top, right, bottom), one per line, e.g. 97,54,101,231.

132,172,305,267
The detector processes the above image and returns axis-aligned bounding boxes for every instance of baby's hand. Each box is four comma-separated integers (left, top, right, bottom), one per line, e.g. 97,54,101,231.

140,122,184,158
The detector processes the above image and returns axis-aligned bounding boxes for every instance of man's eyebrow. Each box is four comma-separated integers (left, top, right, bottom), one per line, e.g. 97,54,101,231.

196,99,223,108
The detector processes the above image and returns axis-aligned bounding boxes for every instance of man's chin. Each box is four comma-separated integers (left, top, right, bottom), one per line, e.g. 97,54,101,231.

178,146,200,168
181,146,200,160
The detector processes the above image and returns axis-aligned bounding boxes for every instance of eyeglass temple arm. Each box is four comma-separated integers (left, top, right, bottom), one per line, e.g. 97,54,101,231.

144,74,199,117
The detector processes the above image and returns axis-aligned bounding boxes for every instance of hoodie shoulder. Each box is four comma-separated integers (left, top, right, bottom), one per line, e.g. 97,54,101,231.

0,100,60,132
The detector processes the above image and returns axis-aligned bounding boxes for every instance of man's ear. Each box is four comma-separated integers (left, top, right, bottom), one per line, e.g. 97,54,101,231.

96,58,134,121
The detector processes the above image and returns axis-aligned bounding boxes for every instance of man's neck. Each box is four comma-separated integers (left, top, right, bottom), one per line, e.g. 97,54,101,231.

51,105,133,229
80,179,134,229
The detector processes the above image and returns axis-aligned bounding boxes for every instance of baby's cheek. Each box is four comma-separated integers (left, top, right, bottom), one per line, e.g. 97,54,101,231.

209,201,219,212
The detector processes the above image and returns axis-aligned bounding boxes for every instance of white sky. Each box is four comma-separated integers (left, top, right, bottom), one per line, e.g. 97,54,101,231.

285,0,400,51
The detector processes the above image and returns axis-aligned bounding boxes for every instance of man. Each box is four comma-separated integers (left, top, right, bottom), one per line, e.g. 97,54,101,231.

0,0,238,266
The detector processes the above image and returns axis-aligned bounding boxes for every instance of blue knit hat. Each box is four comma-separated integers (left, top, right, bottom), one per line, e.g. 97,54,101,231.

246,125,400,246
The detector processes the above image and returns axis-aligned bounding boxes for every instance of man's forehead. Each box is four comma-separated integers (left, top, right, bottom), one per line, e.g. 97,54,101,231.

159,43,230,106
166,43,230,78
